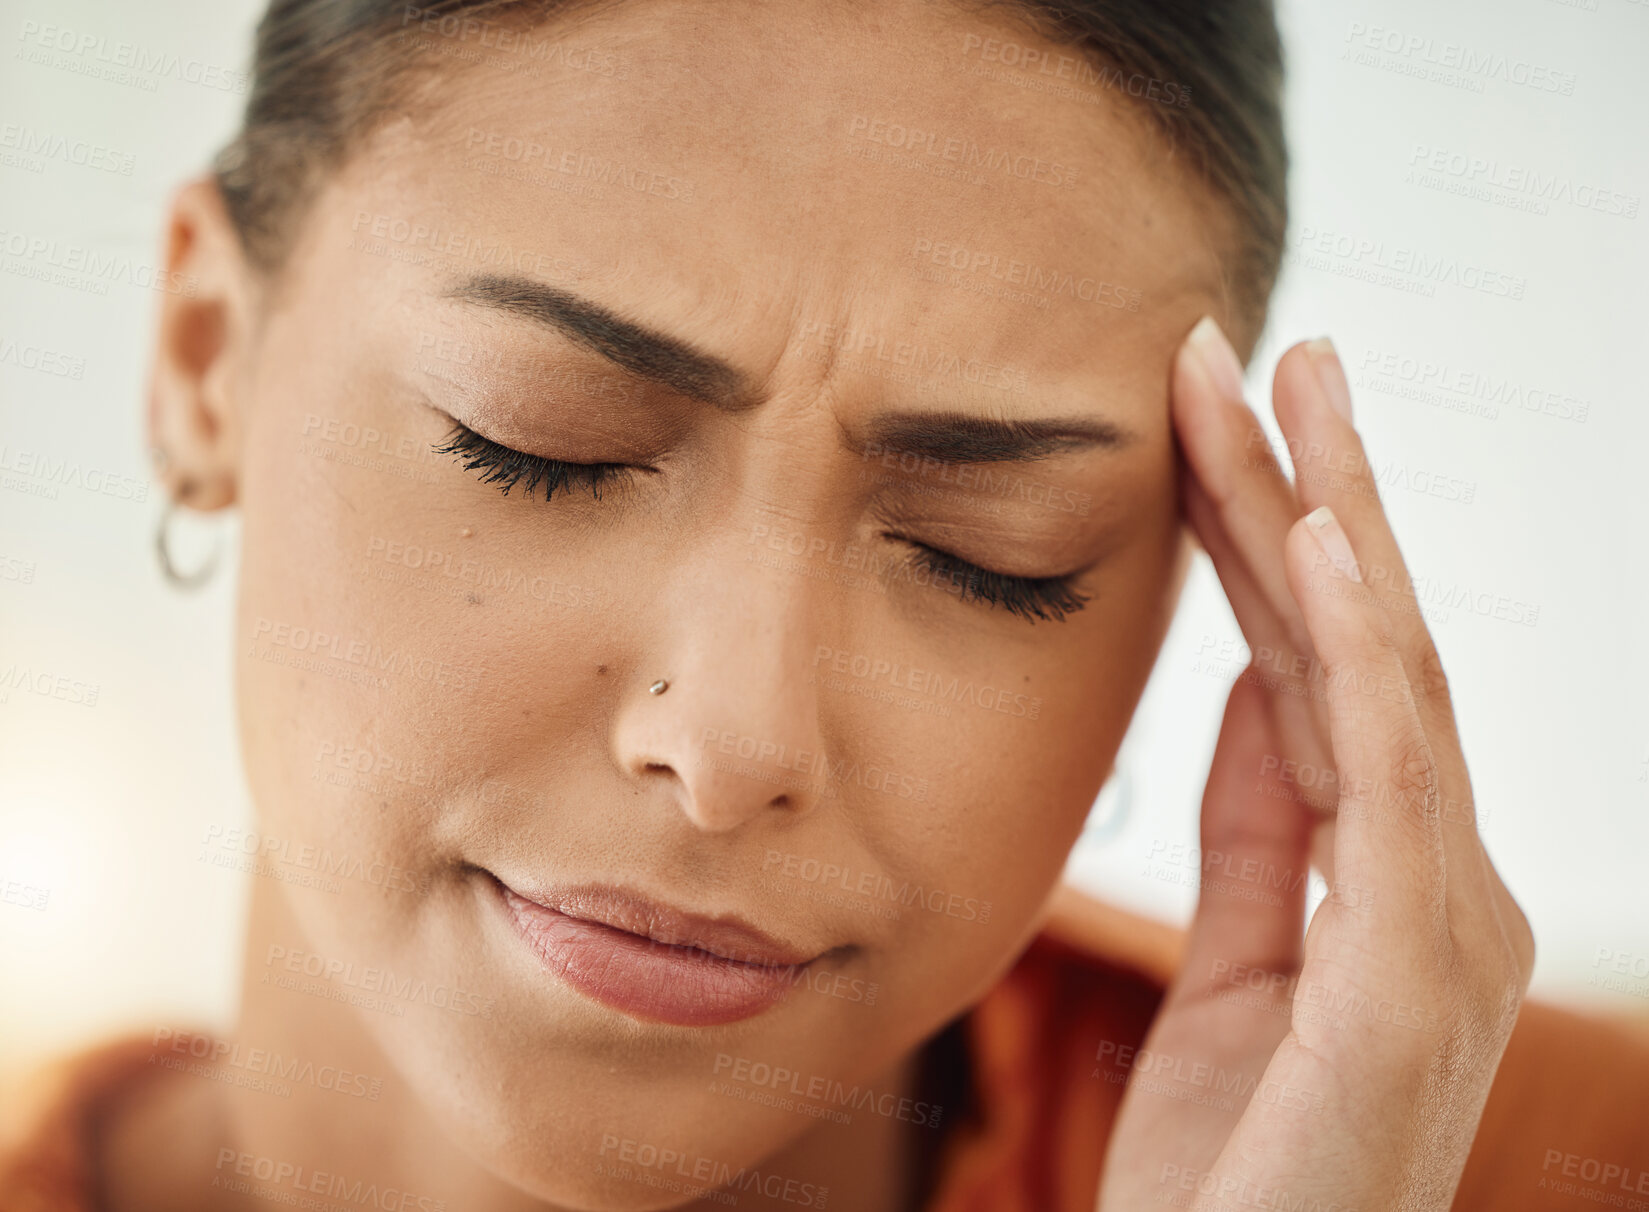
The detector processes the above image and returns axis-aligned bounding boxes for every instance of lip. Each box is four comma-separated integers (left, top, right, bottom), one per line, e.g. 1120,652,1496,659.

492,878,831,1026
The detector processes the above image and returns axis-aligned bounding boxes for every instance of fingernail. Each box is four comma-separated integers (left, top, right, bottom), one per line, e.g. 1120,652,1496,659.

1304,338,1354,423
1188,315,1246,404
1305,505,1362,583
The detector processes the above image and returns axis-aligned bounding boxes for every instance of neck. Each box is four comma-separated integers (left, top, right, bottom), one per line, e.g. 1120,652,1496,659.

105,876,929,1212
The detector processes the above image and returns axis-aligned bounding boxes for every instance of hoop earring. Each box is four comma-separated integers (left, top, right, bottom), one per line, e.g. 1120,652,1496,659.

154,500,224,591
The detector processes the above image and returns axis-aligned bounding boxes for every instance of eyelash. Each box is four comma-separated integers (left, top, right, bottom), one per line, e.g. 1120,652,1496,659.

902,541,1091,624
435,422,1088,624
433,421,635,501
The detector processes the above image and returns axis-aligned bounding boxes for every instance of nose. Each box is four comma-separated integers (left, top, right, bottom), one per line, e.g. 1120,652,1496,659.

611,534,831,833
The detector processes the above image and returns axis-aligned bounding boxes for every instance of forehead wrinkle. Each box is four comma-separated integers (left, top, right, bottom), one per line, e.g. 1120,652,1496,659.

346,0,1237,422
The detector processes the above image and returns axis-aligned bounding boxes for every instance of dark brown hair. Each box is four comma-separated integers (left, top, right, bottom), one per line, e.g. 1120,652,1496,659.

215,0,1287,333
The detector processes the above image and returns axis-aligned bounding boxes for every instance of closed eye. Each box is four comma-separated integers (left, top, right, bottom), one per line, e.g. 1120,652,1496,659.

433,421,639,501
896,538,1090,623
435,420,1088,623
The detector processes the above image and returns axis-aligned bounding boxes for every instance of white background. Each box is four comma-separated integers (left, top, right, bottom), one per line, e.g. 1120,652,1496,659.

2,0,1646,1086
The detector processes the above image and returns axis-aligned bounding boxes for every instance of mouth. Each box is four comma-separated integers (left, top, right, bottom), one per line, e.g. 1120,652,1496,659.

489,875,834,1027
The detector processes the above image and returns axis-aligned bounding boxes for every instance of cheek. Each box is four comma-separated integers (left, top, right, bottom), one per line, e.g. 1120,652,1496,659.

229,336,614,889
804,528,1179,1000
924,516,1180,909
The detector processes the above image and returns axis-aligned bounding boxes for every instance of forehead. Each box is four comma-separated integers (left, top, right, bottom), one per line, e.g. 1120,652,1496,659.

323,0,1226,425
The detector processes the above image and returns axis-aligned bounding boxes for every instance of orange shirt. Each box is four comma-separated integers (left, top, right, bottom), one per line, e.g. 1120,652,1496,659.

928,887,1649,1211
4,887,1648,1210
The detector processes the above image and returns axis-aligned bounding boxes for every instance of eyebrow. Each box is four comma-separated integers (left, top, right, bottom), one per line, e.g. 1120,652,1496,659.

860,411,1132,464
448,273,1133,462
448,273,750,407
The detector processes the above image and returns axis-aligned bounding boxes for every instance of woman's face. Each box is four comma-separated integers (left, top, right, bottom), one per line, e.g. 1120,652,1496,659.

222,0,1227,1201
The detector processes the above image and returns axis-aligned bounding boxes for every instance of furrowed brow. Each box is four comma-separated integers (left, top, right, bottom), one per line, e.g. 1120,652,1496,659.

859,411,1132,463
447,274,751,407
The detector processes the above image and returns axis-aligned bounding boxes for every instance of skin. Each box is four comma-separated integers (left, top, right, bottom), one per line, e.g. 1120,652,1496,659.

128,1,1532,1209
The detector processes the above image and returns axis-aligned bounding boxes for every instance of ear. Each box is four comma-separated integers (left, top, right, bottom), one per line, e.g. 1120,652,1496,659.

146,177,259,512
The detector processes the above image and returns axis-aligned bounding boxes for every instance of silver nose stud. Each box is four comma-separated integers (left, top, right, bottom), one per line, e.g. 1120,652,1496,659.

648,679,670,696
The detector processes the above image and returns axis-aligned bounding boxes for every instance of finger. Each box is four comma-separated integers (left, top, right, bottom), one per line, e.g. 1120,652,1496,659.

1174,317,1316,661
1188,469,1341,901
1183,472,1301,686
1285,509,1535,1127
1174,326,1338,831
1283,508,1449,942
1098,676,1316,1211
1273,342,1501,929
1271,340,1463,760
1175,321,1339,812
1166,675,1315,1016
